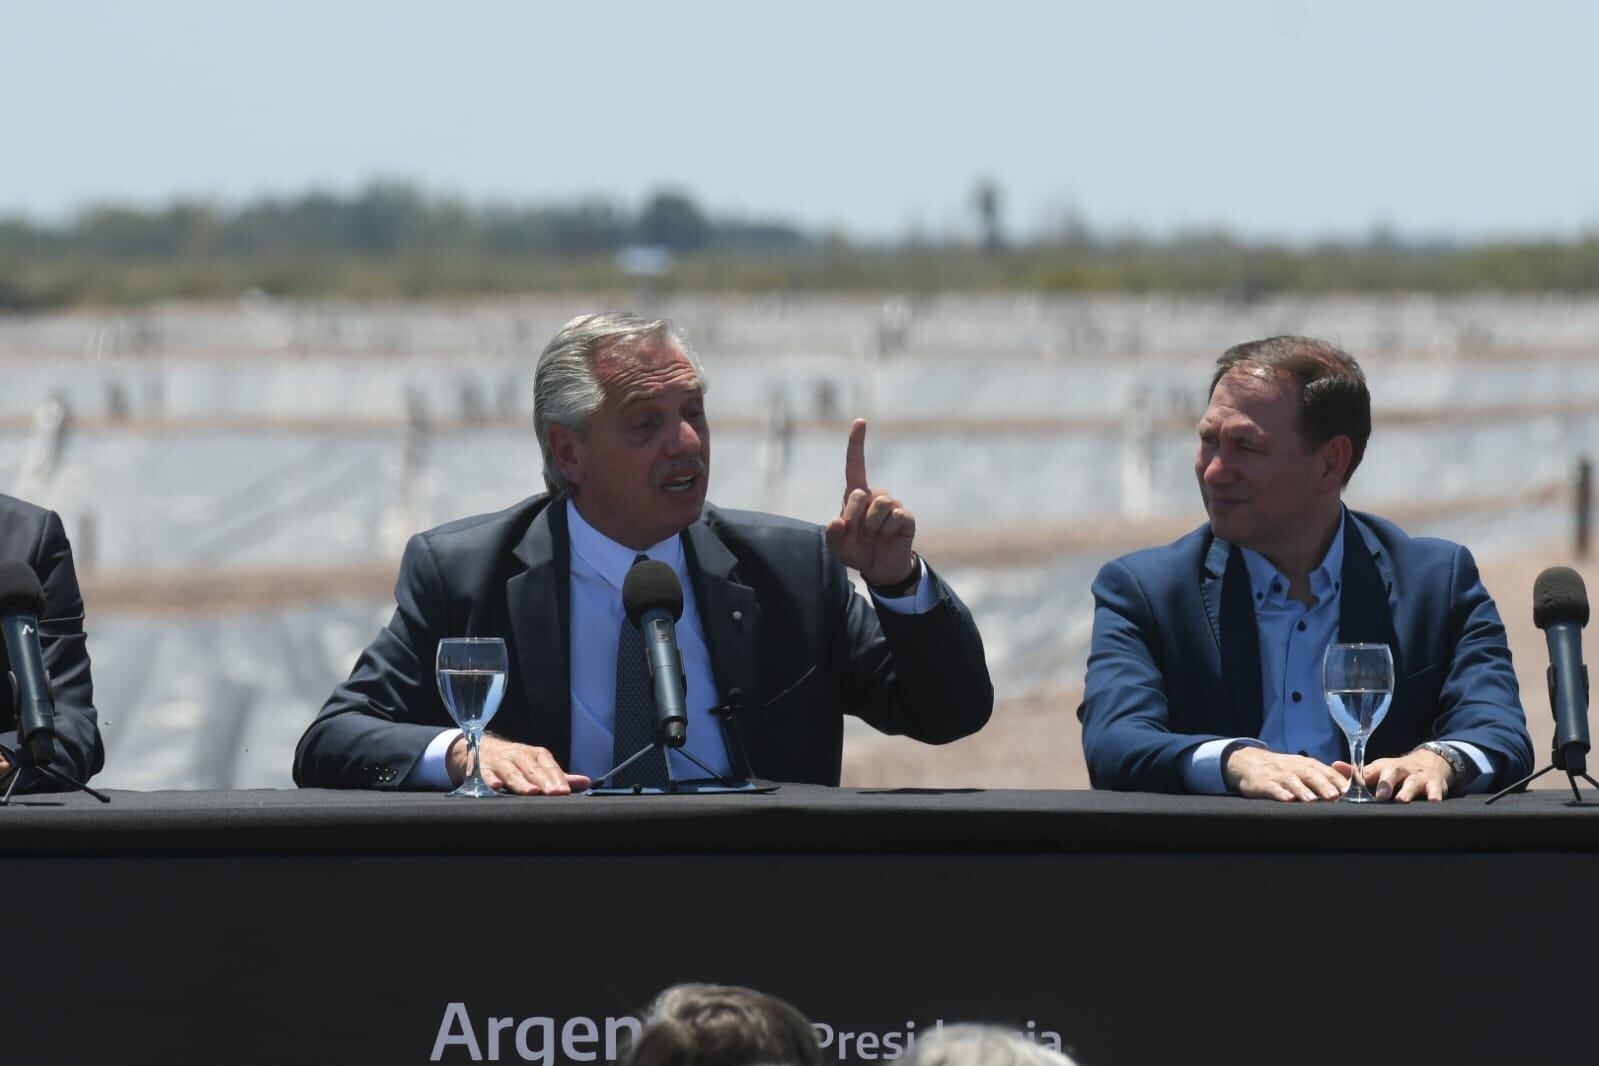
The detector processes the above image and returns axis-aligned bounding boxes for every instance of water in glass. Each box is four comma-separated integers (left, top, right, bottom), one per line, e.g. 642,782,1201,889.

1326,689,1392,739
439,669,506,731
435,637,508,798
1322,642,1395,803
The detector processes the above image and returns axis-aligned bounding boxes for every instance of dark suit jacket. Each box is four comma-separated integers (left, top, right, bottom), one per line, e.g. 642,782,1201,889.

1078,509,1534,793
294,495,994,788
0,494,106,789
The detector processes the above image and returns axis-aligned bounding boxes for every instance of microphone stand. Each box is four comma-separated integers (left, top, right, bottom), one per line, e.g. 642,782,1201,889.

590,735,747,795
0,741,111,805
589,696,759,796
1,672,110,805
1487,668,1599,804
1486,749,1599,804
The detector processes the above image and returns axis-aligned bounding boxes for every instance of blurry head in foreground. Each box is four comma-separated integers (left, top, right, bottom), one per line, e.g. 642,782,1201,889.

623,983,826,1066
895,1023,1079,1066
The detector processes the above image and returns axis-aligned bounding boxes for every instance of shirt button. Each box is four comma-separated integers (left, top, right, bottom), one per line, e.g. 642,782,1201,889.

1291,691,1302,702
1297,621,1307,632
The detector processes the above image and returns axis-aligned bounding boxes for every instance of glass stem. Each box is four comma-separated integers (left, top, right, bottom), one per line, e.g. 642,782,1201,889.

467,729,483,785
1348,734,1368,791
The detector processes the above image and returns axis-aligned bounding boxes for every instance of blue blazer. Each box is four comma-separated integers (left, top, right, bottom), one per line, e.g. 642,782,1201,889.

1078,510,1534,793
295,494,994,788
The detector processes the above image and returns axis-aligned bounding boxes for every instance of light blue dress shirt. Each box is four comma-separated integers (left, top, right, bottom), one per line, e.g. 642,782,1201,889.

1182,513,1494,794
411,499,935,787
563,500,733,781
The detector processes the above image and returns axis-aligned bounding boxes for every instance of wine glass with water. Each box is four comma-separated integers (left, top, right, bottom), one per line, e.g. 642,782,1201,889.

436,637,508,798
1323,642,1394,803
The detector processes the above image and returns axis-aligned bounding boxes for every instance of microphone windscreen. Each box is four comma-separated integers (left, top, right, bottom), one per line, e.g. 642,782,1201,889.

623,559,684,626
0,560,44,615
1534,566,1590,629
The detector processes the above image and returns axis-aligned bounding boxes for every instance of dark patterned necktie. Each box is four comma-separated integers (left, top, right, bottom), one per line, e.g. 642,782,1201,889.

612,555,670,787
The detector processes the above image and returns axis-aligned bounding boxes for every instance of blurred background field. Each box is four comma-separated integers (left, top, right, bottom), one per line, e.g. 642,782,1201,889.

6,0,1599,790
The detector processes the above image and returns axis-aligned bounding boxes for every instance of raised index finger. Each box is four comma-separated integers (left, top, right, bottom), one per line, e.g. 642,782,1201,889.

845,418,869,494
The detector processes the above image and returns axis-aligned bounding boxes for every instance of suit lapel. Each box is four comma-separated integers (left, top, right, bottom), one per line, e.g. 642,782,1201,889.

1204,534,1265,739
682,518,762,775
507,498,573,765
1339,510,1400,672
1200,534,1229,652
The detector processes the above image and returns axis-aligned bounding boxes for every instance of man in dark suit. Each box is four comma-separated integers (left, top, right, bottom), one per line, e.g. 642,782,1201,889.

295,313,993,792
1079,336,1532,801
0,494,106,791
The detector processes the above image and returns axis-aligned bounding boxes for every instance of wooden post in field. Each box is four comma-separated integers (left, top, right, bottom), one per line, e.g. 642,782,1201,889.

1577,457,1593,559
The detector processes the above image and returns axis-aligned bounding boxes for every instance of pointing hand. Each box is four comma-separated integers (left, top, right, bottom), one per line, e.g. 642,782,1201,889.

823,419,918,588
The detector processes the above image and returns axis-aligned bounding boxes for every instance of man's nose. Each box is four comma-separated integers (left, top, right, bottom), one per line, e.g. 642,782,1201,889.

1200,450,1231,485
666,418,701,455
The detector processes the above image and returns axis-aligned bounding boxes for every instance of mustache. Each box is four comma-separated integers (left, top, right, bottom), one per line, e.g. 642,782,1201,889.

650,456,707,489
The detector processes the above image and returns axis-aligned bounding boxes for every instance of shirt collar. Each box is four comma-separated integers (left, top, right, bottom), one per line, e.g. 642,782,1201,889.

1240,507,1346,608
565,498,687,591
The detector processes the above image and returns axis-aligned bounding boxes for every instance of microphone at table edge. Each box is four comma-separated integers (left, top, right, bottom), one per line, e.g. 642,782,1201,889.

1533,566,1590,774
622,560,688,748
0,560,57,765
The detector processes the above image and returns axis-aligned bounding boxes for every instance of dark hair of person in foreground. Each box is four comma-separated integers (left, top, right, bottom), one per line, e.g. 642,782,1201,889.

623,983,827,1066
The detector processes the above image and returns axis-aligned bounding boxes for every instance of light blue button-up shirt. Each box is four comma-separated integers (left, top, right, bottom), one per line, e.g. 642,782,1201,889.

1182,513,1494,794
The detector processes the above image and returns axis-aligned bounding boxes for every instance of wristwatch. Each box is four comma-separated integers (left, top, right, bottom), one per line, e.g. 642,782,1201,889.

1415,741,1476,793
869,553,923,599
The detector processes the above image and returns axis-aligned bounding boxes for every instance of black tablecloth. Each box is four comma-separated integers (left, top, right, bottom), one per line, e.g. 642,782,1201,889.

2,785,1593,1065
2,784,1594,853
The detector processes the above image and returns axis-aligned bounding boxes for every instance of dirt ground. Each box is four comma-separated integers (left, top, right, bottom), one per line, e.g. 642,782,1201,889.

841,545,1595,793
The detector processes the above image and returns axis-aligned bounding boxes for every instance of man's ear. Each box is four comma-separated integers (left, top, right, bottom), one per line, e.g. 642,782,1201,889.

547,424,585,488
1320,434,1353,489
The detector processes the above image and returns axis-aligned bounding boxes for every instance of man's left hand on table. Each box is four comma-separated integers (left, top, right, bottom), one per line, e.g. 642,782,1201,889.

1336,749,1456,803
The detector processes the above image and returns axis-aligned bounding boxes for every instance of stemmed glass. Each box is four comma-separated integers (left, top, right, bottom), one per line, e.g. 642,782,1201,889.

1323,642,1395,803
436,637,508,798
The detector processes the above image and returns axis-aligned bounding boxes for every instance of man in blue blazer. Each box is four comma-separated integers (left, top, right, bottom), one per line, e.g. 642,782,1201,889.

296,313,993,792
1079,337,1532,800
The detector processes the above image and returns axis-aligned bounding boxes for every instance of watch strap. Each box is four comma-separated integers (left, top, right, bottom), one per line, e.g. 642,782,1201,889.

868,554,923,599
1416,741,1476,793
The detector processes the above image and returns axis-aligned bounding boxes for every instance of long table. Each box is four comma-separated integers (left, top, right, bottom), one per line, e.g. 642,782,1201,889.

1,787,1591,1065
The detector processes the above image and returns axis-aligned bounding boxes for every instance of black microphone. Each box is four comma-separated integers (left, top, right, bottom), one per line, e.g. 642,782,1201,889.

1534,566,1590,774
622,560,688,748
0,561,56,765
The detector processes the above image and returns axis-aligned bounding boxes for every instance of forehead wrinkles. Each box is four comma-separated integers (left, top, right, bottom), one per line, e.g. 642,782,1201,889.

595,344,700,406
1200,402,1262,433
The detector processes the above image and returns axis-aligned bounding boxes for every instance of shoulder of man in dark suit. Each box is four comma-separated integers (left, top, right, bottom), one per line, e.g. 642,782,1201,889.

0,493,106,788
409,494,557,577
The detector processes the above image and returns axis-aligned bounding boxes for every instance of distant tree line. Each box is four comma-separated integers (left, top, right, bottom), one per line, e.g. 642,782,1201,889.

2,180,1598,308
0,182,803,262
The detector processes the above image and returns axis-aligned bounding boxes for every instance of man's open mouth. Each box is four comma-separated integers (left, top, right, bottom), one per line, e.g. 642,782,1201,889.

661,472,698,493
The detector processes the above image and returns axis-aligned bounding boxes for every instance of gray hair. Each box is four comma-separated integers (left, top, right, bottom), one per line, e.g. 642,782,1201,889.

622,983,825,1066
532,311,708,495
895,1024,1079,1066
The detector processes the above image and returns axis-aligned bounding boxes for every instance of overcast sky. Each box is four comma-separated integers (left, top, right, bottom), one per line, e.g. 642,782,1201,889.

5,0,1596,241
